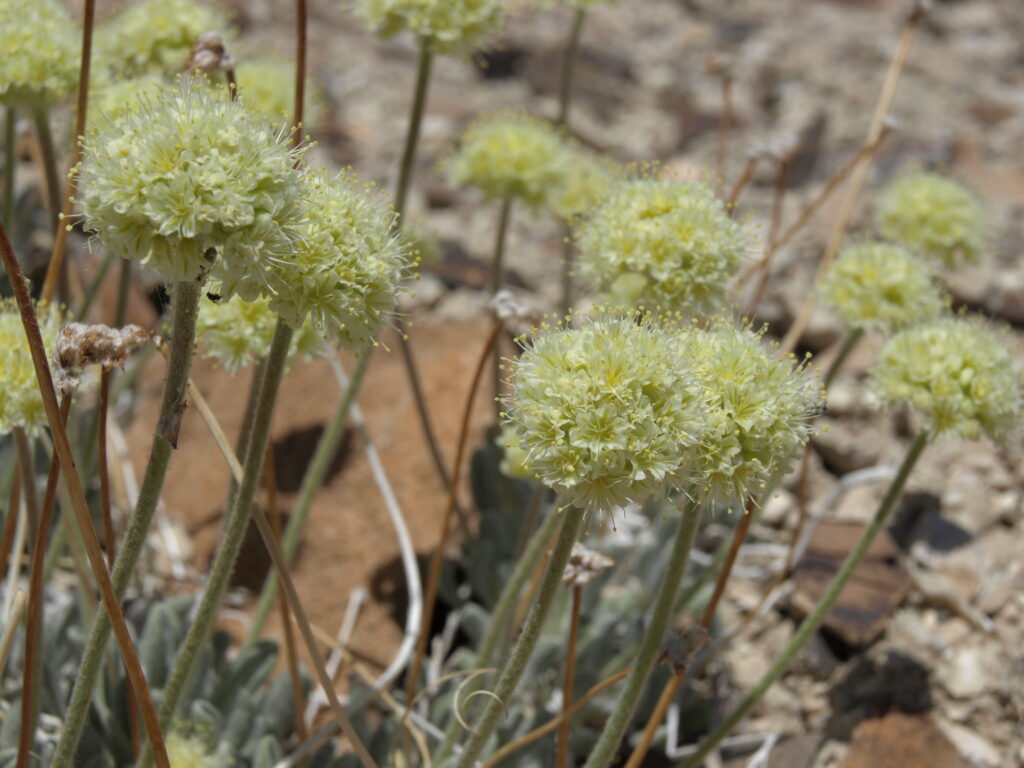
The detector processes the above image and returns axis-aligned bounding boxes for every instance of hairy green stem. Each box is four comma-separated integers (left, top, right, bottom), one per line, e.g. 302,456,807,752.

457,506,585,767
3,107,15,232
823,326,864,390
435,500,563,761
154,321,293,736
245,350,370,645
113,258,132,328
394,38,434,222
557,8,586,126
559,224,574,318
51,278,201,767
583,497,702,768
227,356,267,510
679,430,928,767
29,105,61,234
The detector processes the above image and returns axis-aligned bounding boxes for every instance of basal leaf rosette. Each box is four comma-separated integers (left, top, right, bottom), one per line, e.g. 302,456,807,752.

447,112,569,208
96,0,229,77
268,168,410,351
0,0,79,106
355,0,504,55
680,322,821,503
197,293,323,373
0,300,65,436
872,317,1021,443
819,242,945,335
502,314,706,513
575,177,747,317
875,171,984,270
76,82,306,294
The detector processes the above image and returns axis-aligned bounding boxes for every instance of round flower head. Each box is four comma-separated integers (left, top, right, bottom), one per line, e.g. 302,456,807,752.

875,171,984,269
96,0,229,77
872,317,1021,443
680,322,821,503
355,0,504,55
548,145,618,222
76,81,306,295
268,168,410,351
575,177,747,317
0,0,79,106
0,301,64,436
197,293,323,373
819,242,945,334
502,314,706,513
447,113,568,208
236,58,325,129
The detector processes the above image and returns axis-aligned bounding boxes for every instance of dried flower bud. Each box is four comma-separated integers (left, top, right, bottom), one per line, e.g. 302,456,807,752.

268,168,410,351
77,81,306,295
0,300,64,435
502,314,706,513
819,242,946,335
876,171,984,269
186,32,234,75
575,178,747,316
447,112,568,208
681,322,821,502
0,0,79,106
562,543,615,586
53,322,153,394
355,0,504,55
197,293,323,373
96,0,228,77
872,317,1021,443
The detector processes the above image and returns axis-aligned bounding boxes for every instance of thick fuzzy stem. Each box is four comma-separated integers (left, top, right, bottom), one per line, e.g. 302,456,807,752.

583,497,702,768
457,506,585,767
51,278,200,767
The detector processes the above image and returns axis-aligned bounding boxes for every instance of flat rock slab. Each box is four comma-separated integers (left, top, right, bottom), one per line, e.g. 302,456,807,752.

791,521,911,647
840,712,971,768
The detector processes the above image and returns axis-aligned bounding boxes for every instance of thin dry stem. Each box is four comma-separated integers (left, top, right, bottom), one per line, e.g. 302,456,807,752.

0,469,20,578
40,0,96,304
0,591,27,675
556,585,583,768
98,369,114,566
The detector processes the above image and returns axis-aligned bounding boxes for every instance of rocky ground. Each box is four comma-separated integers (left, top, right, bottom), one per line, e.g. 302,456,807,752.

64,0,1024,765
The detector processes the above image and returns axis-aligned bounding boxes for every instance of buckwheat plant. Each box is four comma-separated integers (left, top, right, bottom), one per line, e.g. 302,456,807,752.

0,0,79,107
876,170,984,269
682,315,1022,768
818,241,946,386
355,0,504,56
457,313,707,766
54,79,305,765
586,320,821,768
0,300,63,436
96,0,229,77
576,176,747,317
197,293,323,373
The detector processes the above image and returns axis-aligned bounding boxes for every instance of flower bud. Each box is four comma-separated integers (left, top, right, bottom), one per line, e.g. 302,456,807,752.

355,0,504,55
0,0,79,106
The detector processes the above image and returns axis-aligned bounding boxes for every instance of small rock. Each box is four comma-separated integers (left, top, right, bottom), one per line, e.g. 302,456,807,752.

813,421,883,474
761,489,796,527
832,482,886,525
937,720,1003,768
840,713,971,768
942,646,987,699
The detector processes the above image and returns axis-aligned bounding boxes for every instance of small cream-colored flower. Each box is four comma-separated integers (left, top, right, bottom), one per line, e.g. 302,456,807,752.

503,314,706,513
872,316,1021,443
166,731,216,768
77,81,306,295
96,0,229,77
0,301,64,436
819,242,945,334
0,0,79,106
197,293,322,372
268,168,410,350
876,171,984,269
575,177,747,316
447,112,568,208
680,322,821,503
355,0,504,55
